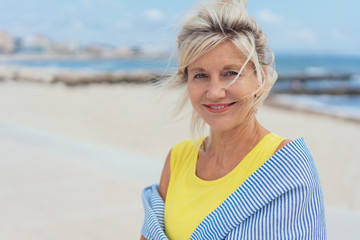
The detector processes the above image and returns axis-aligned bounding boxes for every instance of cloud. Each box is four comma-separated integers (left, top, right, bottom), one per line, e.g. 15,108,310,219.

112,19,132,30
288,29,318,44
144,8,164,22
64,5,77,15
330,30,355,45
71,19,84,31
255,9,283,24
80,0,95,9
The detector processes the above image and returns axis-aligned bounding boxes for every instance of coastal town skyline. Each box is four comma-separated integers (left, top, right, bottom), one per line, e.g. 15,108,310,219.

0,0,360,56
0,31,158,58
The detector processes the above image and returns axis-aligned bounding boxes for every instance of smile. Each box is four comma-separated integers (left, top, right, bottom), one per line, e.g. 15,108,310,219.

209,105,227,109
203,102,236,113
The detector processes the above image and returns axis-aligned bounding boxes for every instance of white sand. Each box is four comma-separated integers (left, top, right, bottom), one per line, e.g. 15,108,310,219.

0,119,149,239
0,80,359,239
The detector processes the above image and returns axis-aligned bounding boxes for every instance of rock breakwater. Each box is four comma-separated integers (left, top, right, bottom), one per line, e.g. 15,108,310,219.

0,65,165,86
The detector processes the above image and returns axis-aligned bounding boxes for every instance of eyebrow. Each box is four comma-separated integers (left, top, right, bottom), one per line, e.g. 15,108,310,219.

223,65,243,70
188,67,206,73
188,65,244,73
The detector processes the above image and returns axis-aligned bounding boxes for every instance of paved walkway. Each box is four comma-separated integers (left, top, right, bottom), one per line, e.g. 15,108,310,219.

1,120,359,239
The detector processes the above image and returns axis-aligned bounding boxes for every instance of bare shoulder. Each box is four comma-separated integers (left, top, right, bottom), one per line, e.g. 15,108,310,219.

158,149,172,202
275,138,292,153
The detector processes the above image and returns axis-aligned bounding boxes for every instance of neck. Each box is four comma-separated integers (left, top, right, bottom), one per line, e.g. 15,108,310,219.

204,118,269,163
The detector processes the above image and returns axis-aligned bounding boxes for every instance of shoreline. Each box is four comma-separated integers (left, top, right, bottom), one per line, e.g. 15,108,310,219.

266,94,360,124
0,64,165,86
1,62,358,83
1,64,359,123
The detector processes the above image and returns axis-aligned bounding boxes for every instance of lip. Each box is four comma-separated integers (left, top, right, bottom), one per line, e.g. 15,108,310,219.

203,102,235,113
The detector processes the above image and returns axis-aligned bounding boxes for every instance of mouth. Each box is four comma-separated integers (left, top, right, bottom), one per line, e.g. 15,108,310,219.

203,102,236,113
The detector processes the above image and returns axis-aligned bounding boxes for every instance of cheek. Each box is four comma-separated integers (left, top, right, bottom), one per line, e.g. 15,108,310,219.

187,84,201,103
231,78,259,96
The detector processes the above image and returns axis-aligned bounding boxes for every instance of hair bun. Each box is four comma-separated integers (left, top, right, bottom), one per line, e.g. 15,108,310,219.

220,0,246,7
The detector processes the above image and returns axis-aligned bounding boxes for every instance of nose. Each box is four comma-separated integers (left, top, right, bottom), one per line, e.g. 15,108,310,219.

206,78,226,100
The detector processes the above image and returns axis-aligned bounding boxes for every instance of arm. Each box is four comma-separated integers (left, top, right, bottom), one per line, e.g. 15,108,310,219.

158,149,172,201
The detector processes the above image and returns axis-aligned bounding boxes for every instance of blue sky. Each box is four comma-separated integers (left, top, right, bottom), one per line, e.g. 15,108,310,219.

0,0,360,55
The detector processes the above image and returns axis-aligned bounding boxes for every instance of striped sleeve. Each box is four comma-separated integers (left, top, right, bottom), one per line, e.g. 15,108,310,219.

141,184,169,240
226,183,326,239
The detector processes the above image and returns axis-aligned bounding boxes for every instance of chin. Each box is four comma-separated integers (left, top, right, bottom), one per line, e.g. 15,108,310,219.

205,120,237,133
205,115,250,133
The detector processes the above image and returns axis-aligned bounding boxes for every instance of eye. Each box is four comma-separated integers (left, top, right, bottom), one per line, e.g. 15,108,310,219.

194,73,208,79
225,71,239,76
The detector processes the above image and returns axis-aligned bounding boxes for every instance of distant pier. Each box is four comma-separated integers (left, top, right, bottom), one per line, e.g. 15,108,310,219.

273,73,359,95
277,73,352,82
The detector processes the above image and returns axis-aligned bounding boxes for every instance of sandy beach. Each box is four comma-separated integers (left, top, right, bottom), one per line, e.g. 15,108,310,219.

1,80,360,239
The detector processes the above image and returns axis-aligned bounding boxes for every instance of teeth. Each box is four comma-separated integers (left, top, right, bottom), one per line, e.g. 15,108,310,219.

210,105,226,109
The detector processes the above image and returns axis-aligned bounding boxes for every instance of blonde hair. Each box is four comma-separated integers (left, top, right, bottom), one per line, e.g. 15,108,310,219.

166,0,277,138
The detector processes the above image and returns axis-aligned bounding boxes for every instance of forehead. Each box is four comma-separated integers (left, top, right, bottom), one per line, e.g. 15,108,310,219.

188,41,250,70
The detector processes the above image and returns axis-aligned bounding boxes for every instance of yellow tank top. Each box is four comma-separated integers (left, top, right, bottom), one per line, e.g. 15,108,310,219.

164,133,285,240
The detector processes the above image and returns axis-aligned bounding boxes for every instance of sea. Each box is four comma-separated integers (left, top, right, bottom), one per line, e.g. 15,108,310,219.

1,54,360,121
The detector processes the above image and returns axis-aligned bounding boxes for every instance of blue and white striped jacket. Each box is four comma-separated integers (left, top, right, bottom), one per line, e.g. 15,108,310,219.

141,138,326,239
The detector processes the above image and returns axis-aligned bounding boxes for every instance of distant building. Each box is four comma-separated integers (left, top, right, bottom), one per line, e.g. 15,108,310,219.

51,41,81,55
19,34,52,53
82,43,116,57
112,46,135,58
0,31,15,53
132,44,170,59
131,46,142,56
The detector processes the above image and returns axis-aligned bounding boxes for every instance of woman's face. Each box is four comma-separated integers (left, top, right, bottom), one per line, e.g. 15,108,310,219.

187,41,259,132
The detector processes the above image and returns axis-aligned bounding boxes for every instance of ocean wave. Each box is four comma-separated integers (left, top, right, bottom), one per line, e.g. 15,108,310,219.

269,94,360,122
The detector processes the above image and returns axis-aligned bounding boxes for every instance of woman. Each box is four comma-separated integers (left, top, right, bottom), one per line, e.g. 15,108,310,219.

141,0,326,239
